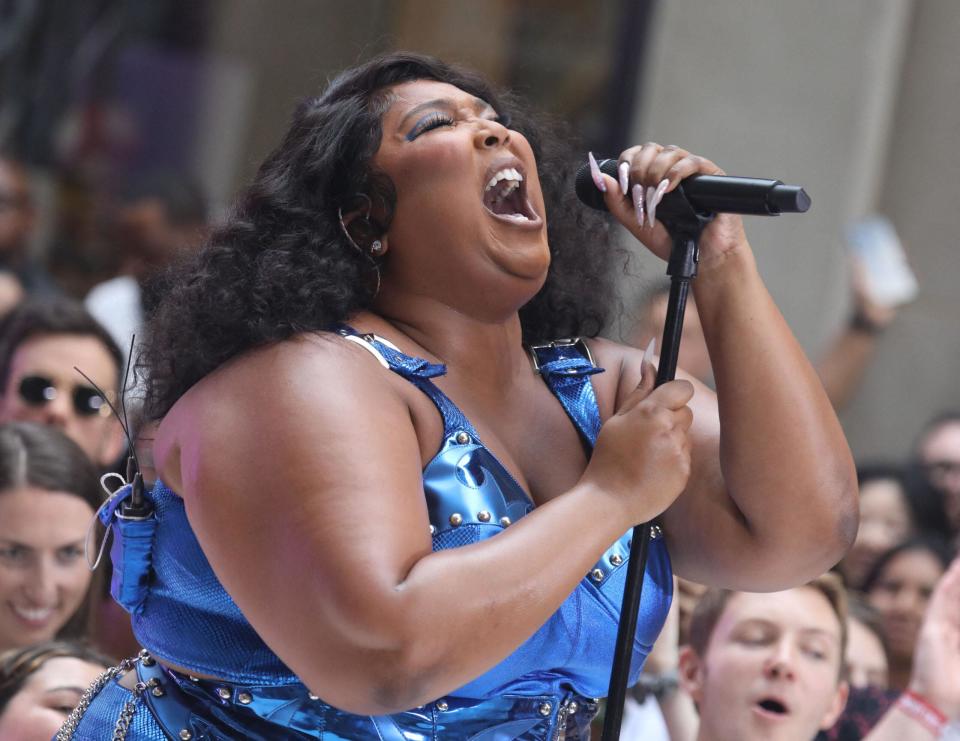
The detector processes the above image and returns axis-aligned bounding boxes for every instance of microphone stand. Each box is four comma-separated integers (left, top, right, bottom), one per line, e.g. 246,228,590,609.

601,187,713,741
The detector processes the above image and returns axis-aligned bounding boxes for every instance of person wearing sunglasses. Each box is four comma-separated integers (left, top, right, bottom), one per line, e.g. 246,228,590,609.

0,299,124,469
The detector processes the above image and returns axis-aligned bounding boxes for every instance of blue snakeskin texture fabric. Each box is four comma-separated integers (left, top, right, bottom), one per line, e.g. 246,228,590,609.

71,330,672,740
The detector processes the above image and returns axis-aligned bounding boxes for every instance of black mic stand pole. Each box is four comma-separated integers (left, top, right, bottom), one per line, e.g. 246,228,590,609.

601,188,713,741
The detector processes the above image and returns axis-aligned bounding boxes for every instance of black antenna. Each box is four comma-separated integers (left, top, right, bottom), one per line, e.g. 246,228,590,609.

74,334,150,517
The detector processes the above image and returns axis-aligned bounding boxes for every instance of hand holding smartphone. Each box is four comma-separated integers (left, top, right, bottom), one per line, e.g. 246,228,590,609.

846,216,918,309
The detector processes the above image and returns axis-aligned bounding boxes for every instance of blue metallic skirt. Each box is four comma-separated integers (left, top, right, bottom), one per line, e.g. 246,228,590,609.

63,652,598,740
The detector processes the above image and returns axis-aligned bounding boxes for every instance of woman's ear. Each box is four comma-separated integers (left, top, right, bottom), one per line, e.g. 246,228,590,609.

339,207,388,257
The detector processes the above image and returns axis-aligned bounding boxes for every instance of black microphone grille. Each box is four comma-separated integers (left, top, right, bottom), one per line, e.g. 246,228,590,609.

574,158,618,211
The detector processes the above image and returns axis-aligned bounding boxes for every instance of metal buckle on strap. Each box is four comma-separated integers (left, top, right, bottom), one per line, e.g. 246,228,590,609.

526,338,595,375
341,331,402,369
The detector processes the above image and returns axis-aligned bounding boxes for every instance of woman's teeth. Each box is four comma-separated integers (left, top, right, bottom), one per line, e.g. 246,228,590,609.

485,167,523,192
13,605,54,623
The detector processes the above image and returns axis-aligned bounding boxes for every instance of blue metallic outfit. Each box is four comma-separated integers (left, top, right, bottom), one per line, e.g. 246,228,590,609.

61,330,672,740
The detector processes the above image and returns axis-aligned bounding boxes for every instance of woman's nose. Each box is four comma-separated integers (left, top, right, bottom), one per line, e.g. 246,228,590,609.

24,558,60,605
474,119,510,149
892,586,924,614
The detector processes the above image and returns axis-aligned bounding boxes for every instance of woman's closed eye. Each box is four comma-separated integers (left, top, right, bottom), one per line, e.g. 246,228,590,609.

406,112,456,140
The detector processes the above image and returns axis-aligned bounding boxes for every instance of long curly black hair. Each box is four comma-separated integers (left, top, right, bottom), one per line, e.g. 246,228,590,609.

139,52,622,419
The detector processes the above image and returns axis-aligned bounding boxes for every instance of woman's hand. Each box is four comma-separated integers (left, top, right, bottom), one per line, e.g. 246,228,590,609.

588,144,748,267
583,348,694,525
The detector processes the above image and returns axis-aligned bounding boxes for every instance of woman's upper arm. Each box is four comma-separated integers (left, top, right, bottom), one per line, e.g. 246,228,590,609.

592,338,760,585
167,337,433,694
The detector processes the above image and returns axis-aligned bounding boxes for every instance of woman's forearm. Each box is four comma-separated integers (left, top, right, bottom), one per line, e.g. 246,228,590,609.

692,245,858,577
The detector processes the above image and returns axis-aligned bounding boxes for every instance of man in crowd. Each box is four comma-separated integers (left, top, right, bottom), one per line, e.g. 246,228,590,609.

668,565,960,740
85,171,207,352
914,412,960,543
0,298,124,470
678,575,850,740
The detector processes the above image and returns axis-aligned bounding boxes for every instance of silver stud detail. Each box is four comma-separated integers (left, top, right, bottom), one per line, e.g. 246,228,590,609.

437,700,449,712
610,554,623,566
216,686,231,700
188,675,200,683
179,731,193,741
591,568,604,582
456,431,470,445
146,678,161,688
429,524,436,535
568,700,578,713
449,513,463,527
539,702,552,716
140,651,155,667
238,691,253,705
151,686,165,697
477,510,491,522
500,516,511,527
651,525,663,539
308,693,319,701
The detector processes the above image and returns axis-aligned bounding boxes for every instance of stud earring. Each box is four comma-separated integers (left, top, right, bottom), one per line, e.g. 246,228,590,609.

370,240,384,256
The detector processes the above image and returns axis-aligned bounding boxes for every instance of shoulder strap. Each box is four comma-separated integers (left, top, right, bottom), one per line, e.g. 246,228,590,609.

335,325,481,441
527,338,605,447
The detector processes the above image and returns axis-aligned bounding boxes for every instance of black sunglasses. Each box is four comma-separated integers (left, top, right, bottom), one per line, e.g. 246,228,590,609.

17,375,110,417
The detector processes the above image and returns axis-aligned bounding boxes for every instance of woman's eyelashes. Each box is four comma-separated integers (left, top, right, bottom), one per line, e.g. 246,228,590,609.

405,110,510,141
406,112,455,141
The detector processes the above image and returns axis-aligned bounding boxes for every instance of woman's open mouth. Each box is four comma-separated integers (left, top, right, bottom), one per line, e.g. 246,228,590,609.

482,166,542,228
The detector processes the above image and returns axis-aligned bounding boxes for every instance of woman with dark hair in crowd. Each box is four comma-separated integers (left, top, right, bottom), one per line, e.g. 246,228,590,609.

0,641,112,741
863,537,954,691
0,422,102,654
62,52,856,739
838,463,919,591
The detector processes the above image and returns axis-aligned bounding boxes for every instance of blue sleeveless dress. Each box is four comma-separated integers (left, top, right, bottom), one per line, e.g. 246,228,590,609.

63,331,672,740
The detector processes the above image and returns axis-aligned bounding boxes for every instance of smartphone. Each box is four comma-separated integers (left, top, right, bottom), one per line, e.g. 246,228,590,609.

846,216,918,308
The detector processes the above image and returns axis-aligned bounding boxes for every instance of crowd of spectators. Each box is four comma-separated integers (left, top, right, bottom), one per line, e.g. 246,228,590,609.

0,140,956,741
622,280,960,739
0,151,207,738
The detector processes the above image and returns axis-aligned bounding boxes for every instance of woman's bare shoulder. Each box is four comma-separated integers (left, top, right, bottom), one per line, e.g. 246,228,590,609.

153,331,411,489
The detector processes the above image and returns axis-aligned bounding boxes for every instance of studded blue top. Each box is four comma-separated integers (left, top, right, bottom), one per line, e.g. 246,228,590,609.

88,330,673,740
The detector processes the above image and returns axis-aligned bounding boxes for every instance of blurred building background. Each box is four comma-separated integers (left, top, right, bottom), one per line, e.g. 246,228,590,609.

0,0,956,459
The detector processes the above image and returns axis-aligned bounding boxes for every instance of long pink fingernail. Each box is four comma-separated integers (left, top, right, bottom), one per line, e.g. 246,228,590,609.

588,152,606,193
640,337,656,385
655,178,669,202
642,337,656,366
646,185,658,227
618,161,630,196
631,183,645,226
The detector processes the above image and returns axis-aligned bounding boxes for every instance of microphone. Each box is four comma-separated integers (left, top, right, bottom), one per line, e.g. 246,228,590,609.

575,158,811,216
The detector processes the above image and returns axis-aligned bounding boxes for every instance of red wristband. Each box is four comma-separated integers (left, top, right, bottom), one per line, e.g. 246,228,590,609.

897,690,947,736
